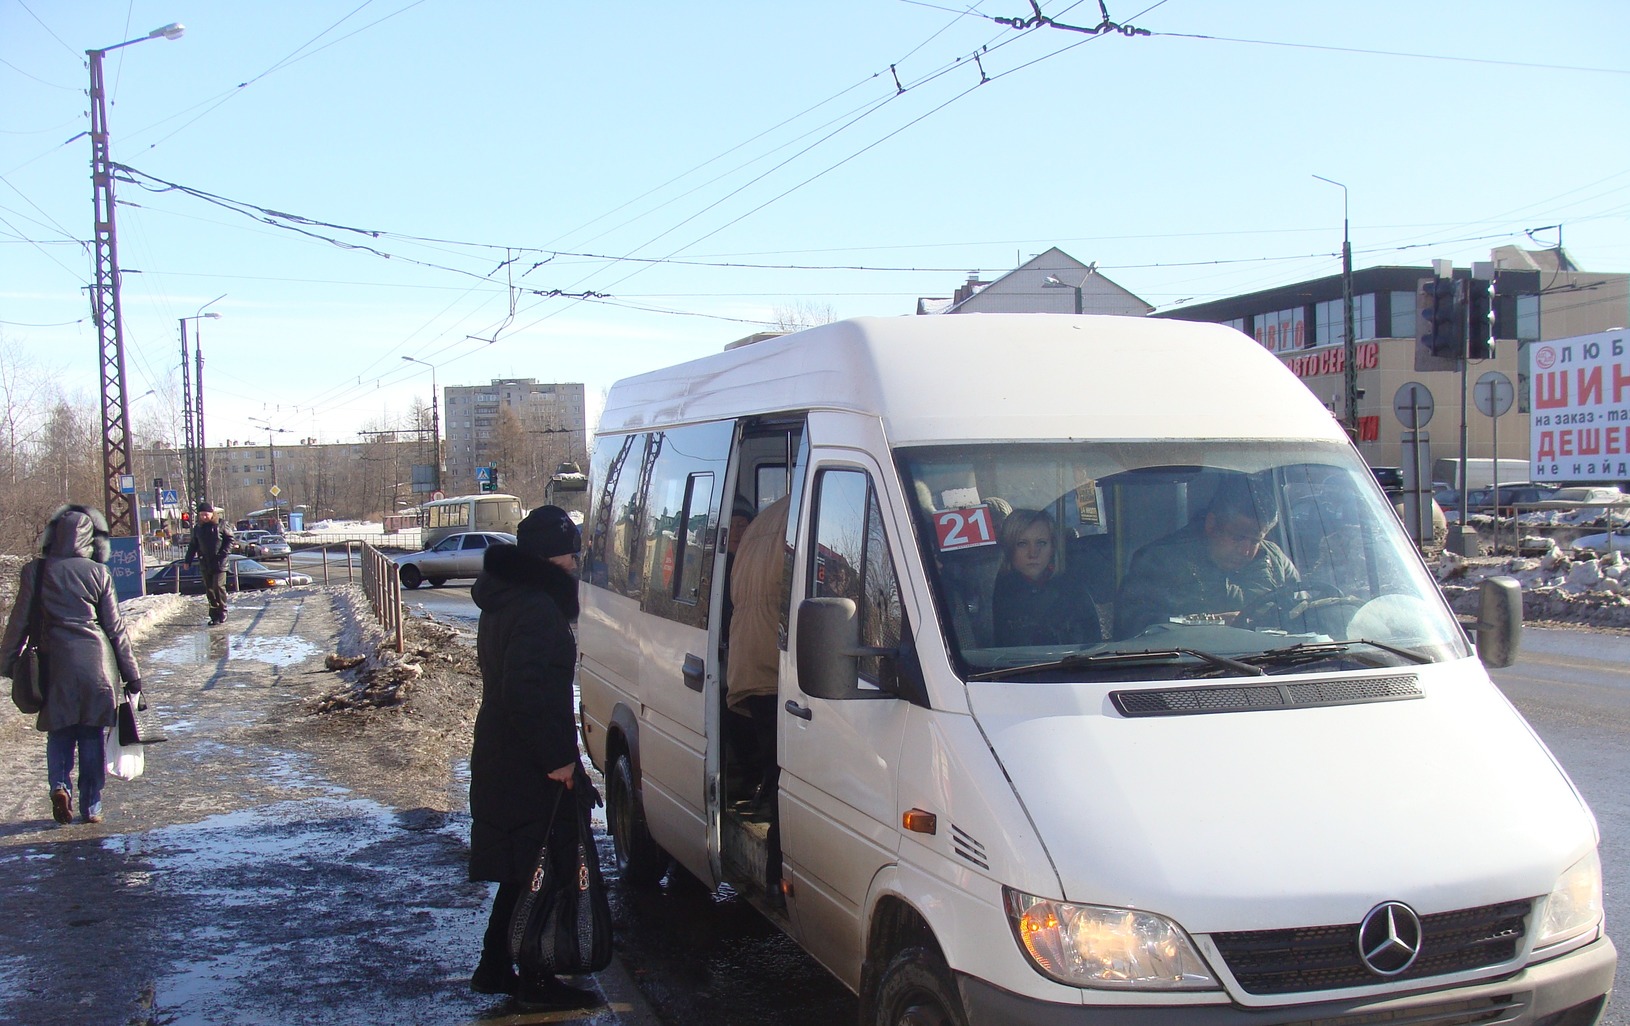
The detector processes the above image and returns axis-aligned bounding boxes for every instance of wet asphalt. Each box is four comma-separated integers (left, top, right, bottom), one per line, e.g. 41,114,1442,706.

0,588,660,1026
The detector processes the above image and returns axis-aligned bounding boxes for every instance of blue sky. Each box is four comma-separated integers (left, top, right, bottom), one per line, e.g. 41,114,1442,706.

3,1,1627,446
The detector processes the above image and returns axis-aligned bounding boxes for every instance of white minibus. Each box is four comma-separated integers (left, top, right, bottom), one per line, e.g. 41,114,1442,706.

577,315,1615,1026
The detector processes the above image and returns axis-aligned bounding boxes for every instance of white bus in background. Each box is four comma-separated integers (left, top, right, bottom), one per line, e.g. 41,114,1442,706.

576,315,1614,1026
419,492,523,547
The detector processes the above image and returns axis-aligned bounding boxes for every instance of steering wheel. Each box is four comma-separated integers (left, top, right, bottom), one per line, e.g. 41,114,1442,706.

1234,579,1364,631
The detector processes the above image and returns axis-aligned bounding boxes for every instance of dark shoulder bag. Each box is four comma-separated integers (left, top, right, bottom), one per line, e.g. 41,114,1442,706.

508,785,613,977
9,560,48,715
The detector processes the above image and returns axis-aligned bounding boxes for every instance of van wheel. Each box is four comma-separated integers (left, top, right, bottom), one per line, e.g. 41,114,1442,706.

399,565,422,589
871,946,967,1026
608,752,669,888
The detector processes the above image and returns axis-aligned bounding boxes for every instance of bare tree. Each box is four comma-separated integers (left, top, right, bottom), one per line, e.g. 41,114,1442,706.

772,300,838,332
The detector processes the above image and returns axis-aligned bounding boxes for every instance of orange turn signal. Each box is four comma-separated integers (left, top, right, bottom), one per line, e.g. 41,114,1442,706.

902,809,937,835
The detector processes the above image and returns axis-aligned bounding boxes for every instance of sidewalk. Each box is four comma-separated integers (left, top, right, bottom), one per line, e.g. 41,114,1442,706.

0,586,657,1026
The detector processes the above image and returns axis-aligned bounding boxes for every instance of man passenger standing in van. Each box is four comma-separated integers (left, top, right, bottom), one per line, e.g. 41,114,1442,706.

1115,476,1298,637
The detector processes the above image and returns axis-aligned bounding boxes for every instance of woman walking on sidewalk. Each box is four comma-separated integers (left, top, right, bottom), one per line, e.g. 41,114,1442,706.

467,505,600,1013
1,505,143,825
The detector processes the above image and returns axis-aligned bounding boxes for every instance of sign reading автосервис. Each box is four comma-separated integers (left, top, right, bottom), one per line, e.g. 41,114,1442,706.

1530,329,1630,482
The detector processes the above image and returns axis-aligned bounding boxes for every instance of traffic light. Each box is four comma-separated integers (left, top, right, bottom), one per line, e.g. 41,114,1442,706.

480,466,498,493
181,511,191,527
1417,277,1464,359
1467,279,1495,360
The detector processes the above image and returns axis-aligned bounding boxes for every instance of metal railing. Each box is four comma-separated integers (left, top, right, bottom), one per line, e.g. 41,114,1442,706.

359,542,404,654
1462,498,1630,556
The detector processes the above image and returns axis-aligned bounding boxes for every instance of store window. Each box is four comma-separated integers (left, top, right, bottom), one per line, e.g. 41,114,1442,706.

1315,294,1377,346
1254,307,1305,352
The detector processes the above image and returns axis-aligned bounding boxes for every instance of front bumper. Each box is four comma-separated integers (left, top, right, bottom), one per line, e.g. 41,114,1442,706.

961,935,1616,1026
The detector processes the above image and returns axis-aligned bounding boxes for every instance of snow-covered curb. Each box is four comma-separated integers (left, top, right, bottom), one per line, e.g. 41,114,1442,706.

1433,548,1630,626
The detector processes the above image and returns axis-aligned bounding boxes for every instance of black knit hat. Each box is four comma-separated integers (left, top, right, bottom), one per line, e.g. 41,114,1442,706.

196,499,215,513
516,505,580,559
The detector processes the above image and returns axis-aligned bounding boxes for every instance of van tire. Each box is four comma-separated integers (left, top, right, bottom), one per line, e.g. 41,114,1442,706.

608,752,669,887
870,945,967,1026
399,565,423,589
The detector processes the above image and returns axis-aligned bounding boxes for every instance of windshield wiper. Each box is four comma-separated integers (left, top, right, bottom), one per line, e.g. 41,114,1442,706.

1245,639,1433,667
968,646,1265,682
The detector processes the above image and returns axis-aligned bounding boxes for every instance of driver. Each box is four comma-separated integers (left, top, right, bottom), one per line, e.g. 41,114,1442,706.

1115,476,1299,637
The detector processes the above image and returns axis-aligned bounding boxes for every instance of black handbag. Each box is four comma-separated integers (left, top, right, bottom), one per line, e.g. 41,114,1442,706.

9,560,47,715
117,695,168,745
508,785,613,977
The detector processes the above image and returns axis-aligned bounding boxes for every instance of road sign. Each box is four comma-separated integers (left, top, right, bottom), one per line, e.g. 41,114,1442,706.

1475,371,1514,418
474,466,492,482
1392,382,1435,429
119,474,136,495
431,490,445,500
160,488,178,507
269,485,281,497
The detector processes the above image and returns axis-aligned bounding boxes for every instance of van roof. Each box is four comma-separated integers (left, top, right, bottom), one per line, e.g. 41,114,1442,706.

597,314,1345,446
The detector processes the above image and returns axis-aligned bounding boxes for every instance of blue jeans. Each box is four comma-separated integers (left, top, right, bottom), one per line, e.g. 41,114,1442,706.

47,725,106,819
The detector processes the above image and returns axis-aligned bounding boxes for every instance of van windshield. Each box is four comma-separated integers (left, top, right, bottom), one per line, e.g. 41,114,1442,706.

897,440,1470,680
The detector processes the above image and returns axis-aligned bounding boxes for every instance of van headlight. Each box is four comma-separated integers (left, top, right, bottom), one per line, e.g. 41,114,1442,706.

1004,889,1217,990
1535,850,1603,950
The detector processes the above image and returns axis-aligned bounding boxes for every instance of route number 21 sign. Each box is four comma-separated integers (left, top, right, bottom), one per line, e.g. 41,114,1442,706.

933,506,998,551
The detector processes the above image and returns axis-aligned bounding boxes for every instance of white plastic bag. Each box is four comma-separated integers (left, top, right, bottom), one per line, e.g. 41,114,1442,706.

105,724,144,781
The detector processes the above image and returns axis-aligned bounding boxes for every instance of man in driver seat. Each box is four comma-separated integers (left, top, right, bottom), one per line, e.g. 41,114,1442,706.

1116,475,1299,637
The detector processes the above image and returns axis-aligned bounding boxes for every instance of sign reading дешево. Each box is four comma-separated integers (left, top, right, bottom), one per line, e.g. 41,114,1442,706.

1530,329,1630,482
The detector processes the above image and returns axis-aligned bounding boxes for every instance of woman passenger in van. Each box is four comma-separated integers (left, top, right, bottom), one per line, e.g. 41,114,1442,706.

991,509,1102,647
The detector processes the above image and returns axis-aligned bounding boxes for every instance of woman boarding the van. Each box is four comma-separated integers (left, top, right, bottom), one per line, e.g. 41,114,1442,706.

467,506,601,1013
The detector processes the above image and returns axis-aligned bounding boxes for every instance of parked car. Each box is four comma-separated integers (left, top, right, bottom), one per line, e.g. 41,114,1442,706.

1433,481,1461,510
146,554,313,594
249,534,292,560
395,531,516,589
1465,481,1561,515
232,529,270,555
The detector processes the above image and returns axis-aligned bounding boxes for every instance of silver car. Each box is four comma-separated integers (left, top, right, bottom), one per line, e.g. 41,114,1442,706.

396,531,515,589
250,535,292,560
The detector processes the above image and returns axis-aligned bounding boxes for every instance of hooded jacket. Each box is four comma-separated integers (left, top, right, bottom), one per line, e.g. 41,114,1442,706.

467,542,581,883
0,507,141,732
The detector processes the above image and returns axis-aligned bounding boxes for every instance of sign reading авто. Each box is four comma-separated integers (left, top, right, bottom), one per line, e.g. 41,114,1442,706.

1530,329,1630,482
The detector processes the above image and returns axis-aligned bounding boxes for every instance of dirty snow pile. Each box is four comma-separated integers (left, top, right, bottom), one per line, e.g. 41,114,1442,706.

1433,548,1630,627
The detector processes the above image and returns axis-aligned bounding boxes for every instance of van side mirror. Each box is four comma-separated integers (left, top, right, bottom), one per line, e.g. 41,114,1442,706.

796,597,900,701
1470,576,1522,668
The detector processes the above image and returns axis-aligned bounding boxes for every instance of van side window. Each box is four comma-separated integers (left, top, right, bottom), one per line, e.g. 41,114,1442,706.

586,432,648,597
808,468,904,691
638,421,732,626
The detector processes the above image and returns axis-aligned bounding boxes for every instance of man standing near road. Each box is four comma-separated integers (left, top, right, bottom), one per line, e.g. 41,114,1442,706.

184,501,233,625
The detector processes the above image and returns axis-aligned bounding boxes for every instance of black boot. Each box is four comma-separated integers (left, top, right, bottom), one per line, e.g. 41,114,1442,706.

470,956,519,995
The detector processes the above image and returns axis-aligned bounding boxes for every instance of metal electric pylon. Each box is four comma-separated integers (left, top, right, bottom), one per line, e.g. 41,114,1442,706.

86,23,184,535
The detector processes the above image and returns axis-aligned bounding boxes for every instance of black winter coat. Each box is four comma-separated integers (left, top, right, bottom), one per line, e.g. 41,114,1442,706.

468,543,582,883
184,519,232,571
0,509,141,732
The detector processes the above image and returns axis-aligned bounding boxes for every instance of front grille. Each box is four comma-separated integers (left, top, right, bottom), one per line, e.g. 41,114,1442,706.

1112,675,1421,718
1212,899,1530,995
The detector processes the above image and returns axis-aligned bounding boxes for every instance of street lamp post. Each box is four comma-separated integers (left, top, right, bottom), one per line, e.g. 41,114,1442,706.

179,298,223,507
401,356,442,492
1313,175,1358,440
89,21,185,535
1043,273,1086,315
